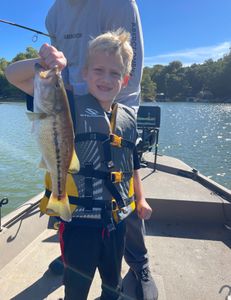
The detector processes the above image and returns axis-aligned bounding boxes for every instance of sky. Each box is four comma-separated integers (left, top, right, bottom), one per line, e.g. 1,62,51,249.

1,0,231,66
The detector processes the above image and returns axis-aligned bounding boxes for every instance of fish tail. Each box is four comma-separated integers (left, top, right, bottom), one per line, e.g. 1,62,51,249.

46,193,72,222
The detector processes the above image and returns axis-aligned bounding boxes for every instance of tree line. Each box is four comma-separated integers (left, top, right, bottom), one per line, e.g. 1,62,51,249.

142,50,231,102
1,47,231,102
0,47,38,100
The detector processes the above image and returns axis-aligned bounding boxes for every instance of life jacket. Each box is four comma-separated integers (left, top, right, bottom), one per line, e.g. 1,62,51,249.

40,93,137,227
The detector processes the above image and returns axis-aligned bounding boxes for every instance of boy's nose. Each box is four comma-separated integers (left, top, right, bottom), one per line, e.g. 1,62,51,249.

101,73,111,83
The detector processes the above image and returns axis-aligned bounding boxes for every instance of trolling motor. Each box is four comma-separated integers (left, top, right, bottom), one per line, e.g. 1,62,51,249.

0,197,9,232
136,104,161,171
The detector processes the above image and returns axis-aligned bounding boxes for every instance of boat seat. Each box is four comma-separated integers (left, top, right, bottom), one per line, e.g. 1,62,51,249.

136,105,161,171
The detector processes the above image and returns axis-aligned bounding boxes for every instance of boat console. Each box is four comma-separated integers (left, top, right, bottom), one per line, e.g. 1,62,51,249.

136,104,161,170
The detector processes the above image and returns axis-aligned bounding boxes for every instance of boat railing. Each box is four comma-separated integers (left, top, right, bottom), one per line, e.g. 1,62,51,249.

0,197,8,231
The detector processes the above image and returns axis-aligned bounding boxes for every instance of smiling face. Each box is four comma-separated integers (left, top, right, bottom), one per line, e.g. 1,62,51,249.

83,51,127,111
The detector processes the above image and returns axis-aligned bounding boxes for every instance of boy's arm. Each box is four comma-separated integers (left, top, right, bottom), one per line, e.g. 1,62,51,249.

5,44,67,96
5,58,41,96
133,169,152,220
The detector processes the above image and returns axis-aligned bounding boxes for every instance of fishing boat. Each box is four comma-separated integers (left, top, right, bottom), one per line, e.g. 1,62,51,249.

0,104,230,300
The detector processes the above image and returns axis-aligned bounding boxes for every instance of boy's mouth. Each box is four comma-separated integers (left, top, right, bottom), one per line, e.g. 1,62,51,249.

97,85,112,92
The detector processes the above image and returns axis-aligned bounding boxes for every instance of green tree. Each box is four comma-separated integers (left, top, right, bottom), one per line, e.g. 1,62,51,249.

12,47,38,62
0,47,38,100
0,58,8,73
215,51,231,99
184,64,203,96
141,69,156,102
150,64,166,94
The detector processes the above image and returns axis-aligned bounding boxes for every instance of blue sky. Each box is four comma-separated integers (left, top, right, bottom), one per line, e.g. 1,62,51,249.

1,0,231,66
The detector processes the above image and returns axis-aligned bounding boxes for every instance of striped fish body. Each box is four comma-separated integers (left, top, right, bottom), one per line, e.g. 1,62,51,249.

30,64,79,222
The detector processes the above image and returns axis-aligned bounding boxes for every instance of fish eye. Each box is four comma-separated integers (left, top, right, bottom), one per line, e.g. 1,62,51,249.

55,78,62,89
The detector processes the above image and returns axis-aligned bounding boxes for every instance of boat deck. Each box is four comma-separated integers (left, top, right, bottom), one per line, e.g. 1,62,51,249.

0,154,230,300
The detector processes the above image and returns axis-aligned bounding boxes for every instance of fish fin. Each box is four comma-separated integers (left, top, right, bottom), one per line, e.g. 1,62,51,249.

46,193,72,222
68,149,80,174
38,157,48,169
26,111,48,121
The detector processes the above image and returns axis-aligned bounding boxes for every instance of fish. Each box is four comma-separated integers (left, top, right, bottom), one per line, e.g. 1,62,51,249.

27,63,79,222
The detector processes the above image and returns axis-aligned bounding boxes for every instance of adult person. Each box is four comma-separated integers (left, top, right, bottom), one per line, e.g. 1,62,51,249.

45,0,142,110
45,1,158,300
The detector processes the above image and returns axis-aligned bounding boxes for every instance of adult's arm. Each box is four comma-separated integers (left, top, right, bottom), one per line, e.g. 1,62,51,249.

45,1,58,47
101,0,144,106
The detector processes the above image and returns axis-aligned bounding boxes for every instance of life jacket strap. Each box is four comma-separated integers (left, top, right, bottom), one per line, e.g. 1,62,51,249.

78,167,133,208
77,168,132,183
44,188,134,229
44,189,133,210
75,132,108,143
75,132,135,149
110,134,135,149
70,197,109,209
111,171,123,183
83,162,93,206
104,179,126,209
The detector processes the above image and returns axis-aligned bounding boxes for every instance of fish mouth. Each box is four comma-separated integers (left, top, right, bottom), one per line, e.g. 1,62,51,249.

34,63,46,72
34,63,59,79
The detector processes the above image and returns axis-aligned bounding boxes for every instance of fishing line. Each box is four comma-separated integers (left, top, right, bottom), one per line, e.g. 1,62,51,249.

0,19,55,42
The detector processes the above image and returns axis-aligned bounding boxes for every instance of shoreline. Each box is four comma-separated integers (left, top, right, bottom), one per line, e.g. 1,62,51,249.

1,97,231,104
0,98,25,103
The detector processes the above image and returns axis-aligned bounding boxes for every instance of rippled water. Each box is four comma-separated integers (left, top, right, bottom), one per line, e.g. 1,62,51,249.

0,101,230,216
0,102,44,216
158,102,231,188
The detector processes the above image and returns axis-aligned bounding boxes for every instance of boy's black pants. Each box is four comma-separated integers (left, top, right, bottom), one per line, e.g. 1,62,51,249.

60,222,126,300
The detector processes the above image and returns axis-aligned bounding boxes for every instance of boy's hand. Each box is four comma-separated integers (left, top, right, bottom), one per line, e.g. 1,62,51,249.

39,43,67,71
136,199,152,220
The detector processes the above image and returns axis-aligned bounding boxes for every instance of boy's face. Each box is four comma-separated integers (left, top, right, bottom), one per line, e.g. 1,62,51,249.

83,51,127,111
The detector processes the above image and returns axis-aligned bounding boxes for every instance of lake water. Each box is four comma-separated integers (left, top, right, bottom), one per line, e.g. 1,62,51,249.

0,101,230,217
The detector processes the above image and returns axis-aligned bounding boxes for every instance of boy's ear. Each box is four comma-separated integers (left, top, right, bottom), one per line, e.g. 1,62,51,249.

122,75,130,87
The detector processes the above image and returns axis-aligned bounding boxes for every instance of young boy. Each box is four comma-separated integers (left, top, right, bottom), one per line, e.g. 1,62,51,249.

46,5,158,299
5,30,152,300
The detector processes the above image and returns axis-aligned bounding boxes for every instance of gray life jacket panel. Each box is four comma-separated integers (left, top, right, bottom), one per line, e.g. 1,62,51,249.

72,94,137,212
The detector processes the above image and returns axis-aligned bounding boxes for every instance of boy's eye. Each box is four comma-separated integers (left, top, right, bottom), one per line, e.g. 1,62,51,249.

94,68,103,73
111,71,121,78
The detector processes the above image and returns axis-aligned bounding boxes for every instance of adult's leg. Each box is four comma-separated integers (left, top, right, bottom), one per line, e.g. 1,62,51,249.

62,225,100,300
124,210,158,300
98,222,126,300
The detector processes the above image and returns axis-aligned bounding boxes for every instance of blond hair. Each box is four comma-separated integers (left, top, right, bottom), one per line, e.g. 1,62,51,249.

85,29,133,76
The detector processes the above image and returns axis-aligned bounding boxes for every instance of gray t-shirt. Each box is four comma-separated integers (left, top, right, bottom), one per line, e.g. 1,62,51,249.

46,0,144,109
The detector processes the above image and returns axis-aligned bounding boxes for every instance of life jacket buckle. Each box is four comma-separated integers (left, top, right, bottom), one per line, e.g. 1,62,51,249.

107,160,114,169
111,171,123,183
110,134,122,147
